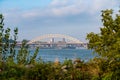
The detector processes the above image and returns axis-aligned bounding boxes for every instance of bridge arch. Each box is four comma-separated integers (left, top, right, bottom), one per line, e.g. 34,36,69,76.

28,34,83,44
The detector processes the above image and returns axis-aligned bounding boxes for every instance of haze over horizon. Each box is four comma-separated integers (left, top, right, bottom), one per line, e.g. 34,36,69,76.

0,0,119,42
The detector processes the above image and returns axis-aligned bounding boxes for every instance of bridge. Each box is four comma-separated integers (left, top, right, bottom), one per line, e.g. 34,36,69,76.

27,34,87,49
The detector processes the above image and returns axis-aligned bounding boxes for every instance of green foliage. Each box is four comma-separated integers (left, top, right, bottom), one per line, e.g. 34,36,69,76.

0,14,40,79
0,14,18,63
17,40,29,65
29,47,39,64
0,14,39,66
1,9,120,79
87,9,120,59
16,39,39,65
87,9,120,79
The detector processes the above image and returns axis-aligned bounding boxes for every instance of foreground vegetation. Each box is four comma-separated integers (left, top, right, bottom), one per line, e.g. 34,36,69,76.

0,9,120,80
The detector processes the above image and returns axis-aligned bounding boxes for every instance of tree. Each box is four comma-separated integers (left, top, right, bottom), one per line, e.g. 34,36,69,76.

0,14,39,66
0,14,18,63
86,9,120,79
17,39,39,65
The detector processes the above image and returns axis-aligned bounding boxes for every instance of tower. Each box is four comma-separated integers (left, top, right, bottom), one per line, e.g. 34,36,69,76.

62,38,66,43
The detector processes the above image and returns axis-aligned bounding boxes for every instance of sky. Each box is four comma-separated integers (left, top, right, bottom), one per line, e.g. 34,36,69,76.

0,0,120,42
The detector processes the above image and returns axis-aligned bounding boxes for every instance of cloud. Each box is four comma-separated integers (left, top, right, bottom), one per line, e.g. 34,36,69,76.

89,0,119,14
50,0,118,15
2,0,118,30
18,0,119,19
2,0,119,16
48,0,87,16
50,0,69,7
1,0,120,40
3,0,119,27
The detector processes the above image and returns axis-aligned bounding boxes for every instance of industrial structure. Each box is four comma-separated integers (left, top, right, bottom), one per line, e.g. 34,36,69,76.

22,34,87,49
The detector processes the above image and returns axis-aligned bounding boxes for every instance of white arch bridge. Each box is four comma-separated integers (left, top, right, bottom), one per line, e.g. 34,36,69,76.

28,34,87,49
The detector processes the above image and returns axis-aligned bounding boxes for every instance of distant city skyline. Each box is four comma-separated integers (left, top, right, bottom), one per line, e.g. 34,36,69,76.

0,0,119,42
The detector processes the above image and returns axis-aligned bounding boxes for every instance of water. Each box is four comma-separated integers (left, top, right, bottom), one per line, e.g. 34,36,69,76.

30,49,96,62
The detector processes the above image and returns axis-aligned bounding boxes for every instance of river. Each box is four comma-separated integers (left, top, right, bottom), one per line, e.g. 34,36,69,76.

30,49,96,62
